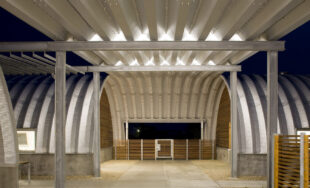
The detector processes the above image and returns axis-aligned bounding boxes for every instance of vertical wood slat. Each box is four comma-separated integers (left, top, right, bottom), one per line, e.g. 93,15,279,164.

174,139,186,160
304,135,309,187
274,135,279,188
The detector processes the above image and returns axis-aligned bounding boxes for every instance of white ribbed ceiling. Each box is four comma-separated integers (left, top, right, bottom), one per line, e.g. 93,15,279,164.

0,0,309,73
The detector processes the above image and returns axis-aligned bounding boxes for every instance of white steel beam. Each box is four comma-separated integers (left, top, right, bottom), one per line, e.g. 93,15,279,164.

55,52,66,188
230,71,238,178
0,41,285,52
93,72,100,177
74,65,241,72
267,51,278,188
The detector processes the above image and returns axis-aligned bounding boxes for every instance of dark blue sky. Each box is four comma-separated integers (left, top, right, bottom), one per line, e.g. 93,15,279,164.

0,7,309,74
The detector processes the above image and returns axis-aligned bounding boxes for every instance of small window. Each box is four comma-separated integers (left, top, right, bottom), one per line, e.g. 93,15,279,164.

17,129,36,151
296,128,310,136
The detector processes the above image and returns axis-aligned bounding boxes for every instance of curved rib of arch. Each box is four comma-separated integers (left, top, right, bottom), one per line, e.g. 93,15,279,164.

0,67,18,164
23,77,52,128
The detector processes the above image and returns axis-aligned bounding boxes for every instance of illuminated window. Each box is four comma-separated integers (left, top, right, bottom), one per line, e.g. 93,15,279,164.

297,128,310,135
17,129,36,151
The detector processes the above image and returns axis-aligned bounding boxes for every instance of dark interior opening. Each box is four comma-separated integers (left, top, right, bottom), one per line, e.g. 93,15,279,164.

128,123,200,139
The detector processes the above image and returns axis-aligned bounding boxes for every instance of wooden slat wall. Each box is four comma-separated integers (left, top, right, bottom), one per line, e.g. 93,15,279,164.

188,139,199,159
216,88,231,148
305,136,309,187
114,140,128,160
143,140,155,160
129,139,141,160
100,89,113,148
275,135,301,187
201,140,212,159
114,139,212,160
174,139,186,160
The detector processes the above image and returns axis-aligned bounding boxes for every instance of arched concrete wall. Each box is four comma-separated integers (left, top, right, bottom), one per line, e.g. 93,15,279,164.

221,74,310,154
0,67,18,165
104,72,224,141
6,74,107,154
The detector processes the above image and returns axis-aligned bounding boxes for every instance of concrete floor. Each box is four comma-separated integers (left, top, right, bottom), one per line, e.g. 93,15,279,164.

19,160,266,188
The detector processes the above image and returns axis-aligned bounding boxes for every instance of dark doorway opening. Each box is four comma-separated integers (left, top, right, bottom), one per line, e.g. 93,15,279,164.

128,123,200,139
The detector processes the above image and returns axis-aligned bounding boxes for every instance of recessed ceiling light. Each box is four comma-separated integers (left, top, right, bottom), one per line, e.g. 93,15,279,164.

136,30,150,41
208,60,215,65
206,31,220,41
89,34,103,41
230,34,243,41
191,59,201,66
145,57,155,66
176,58,185,66
112,31,126,41
129,59,140,66
182,29,197,41
115,61,123,66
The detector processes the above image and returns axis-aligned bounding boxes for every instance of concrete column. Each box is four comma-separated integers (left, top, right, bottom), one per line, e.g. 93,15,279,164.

267,51,278,188
230,71,238,177
93,72,100,177
125,121,128,140
200,120,204,140
55,52,66,188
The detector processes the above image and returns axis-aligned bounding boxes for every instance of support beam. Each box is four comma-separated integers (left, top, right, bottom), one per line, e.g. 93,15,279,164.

73,65,241,72
0,41,285,52
267,51,278,188
93,72,100,177
55,52,66,188
230,71,238,178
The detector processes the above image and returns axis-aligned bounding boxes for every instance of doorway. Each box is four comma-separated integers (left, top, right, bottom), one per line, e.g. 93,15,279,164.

155,139,174,159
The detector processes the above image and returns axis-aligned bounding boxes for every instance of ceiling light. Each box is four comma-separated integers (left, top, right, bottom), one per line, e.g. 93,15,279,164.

159,33,173,41
191,59,201,66
115,61,123,66
112,31,126,41
145,57,155,66
89,34,103,41
176,58,185,66
206,31,220,41
208,60,215,65
160,60,170,66
182,29,197,41
136,30,150,41
129,59,140,66
230,34,243,41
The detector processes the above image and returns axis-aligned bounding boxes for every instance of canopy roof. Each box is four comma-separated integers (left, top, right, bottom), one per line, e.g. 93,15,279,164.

0,0,309,74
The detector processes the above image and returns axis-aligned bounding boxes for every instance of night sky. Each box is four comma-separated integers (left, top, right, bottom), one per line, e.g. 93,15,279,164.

0,7,309,137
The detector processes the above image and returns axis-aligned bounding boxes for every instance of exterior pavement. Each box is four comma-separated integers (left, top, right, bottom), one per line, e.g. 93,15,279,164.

19,160,266,188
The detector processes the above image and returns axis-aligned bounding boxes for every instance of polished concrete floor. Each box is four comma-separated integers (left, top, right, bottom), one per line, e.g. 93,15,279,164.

20,160,266,188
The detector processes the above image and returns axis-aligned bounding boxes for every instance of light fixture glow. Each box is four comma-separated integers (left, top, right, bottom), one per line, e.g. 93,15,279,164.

136,30,150,41
191,58,201,66
208,60,216,65
115,61,123,66
145,57,155,66
129,59,140,66
182,29,197,41
89,34,103,41
206,31,220,41
160,60,170,66
112,31,126,41
230,34,243,41
159,33,173,41
176,57,185,66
